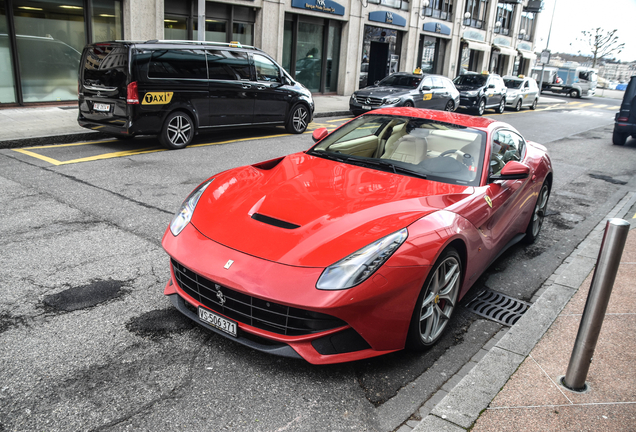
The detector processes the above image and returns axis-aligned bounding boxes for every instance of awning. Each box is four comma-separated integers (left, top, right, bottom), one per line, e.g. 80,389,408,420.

493,44,517,57
464,39,490,52
517,49,536,60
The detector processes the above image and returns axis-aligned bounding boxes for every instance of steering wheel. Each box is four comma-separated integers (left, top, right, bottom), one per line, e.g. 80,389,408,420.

439,149,460,157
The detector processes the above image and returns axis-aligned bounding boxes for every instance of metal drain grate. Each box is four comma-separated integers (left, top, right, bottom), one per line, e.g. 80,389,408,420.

464,289,531,326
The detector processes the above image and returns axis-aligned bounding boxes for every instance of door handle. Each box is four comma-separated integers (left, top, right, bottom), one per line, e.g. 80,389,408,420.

256,85,267,91
242,84,252,89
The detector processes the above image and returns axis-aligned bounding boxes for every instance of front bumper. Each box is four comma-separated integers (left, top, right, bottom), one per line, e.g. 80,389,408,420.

458,95,479,109
162,223,427,364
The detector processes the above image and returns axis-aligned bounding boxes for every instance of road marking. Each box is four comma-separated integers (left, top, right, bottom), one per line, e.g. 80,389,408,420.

605,106,620,110
13,146,164,166
593,104,608,108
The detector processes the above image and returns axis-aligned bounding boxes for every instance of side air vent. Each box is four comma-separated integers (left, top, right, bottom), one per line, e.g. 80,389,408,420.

251,213,300,229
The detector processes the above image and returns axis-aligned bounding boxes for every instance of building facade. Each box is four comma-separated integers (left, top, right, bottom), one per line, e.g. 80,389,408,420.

0,0,543,106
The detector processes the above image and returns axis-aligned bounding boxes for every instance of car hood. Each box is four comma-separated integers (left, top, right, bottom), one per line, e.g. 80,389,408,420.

355,87,412,98
190,153,473,267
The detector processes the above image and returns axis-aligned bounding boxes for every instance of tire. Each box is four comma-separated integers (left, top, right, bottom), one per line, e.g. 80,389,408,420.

515,99,522,112
569,89,580,98
475,99,486,116
406,247,462,350
531,98,538,110
444,100,454,111
159,111,194,150
524,181,550,244
612,129,627,146
285,104,309,134
403,100,414,108
497,98,505,114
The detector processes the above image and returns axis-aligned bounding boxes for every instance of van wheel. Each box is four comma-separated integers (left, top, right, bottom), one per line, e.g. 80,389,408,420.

612,130,627,146
531,99,538,110
515,99,522,111
286,104,309,134
160,111,194,150
569,89,580,98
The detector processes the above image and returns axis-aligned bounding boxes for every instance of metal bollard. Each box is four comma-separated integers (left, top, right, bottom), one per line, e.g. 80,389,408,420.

563,218,630,391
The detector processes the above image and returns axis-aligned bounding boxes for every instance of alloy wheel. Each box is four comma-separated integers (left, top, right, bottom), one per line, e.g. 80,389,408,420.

531,184,550,238
167,114,192,146
417,255,460,344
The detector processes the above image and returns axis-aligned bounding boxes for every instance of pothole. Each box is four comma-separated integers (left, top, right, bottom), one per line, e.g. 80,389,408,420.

42,279,129,312
126,308,196,340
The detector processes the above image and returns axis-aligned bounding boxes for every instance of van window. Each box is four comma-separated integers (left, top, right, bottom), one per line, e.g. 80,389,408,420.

207,50,250,80
253,54,281,83
83,45,127,88
149,49,207,79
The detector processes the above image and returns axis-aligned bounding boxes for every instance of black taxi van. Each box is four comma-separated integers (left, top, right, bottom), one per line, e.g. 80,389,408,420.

78,40,314,149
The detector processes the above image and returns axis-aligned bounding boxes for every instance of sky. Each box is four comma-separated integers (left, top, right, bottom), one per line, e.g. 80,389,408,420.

534,0,636,62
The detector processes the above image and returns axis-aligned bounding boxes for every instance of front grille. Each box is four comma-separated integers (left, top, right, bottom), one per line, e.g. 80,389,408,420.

355,95,383,106
171,259,346,336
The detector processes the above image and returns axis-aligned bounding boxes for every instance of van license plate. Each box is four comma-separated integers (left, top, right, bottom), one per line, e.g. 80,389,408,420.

198,307,238,337
93,103,110,112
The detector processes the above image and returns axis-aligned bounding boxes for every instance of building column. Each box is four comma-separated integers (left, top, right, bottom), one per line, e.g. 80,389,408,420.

123,0,163,40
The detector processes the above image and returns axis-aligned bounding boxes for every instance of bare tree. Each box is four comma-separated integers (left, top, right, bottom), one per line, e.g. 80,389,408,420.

580,28,625,68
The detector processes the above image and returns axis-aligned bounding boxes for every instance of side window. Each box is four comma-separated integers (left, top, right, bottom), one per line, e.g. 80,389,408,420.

207,50,250,80
422,77,434,89
490,130,525,176
431,77,445,89
253,54,281,83
148,49,207,79
523,80,530,89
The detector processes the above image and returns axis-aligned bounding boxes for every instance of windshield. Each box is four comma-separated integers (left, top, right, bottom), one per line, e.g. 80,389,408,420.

309,114,486,186
453,74,487,87
504,79,523,89
377,75,422,89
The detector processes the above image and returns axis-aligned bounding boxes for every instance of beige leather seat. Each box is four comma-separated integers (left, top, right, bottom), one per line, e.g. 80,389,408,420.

381,135,428,164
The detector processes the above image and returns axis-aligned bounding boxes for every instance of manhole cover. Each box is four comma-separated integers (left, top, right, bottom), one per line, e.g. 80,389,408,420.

464,289,531,326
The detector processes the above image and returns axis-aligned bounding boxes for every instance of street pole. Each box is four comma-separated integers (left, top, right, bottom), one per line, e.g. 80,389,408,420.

538,0,558,93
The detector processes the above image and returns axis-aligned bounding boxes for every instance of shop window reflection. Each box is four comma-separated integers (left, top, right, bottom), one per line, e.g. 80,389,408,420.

0,2,17,103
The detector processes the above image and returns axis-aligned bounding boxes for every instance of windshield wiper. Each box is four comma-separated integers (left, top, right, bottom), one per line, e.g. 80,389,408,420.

308,150,348,163
352,158,428,179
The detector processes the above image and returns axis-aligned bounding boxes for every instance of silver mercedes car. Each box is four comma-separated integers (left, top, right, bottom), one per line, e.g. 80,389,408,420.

350,72,460,116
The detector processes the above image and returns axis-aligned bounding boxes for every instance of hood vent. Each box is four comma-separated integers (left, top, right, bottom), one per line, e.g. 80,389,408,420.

251,213,300,230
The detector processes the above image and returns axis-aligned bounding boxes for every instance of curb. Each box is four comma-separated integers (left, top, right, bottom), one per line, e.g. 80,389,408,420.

409,191,636,432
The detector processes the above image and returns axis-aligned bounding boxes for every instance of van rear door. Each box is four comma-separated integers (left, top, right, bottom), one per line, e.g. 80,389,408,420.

79,43,129,128
207,49,254,126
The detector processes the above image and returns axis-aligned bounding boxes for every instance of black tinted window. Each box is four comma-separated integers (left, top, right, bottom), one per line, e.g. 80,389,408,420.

83,45,126,87
253,54,281,83
148,49,207,79
453,74,487,86
207,50,250,80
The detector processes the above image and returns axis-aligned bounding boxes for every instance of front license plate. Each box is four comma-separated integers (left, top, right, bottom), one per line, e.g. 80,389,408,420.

362,105,371,110
93,103,110,112
198,307,237,337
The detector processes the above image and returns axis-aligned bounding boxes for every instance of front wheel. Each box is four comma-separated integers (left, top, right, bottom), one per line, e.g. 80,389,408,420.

515,99,522,112
286,104,309,134
159,111,194,150
406,248,462,350
475,99,486,116
403,100,414,108
444,100,454,111
524,181,550,243
569,89,580,98
531,98,538,110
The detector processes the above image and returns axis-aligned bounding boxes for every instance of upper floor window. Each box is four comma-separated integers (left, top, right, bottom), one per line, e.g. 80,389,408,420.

423,0,454,21
495,3,515,35
519,12,535,40
368,0,410,11
464,0,488,30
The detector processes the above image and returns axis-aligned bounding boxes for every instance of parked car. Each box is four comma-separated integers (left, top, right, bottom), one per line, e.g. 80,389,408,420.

162,108,553,364
503,75,539,111
453,72,507,115
349,72,459,116
78,40,314,149
612,75,636,145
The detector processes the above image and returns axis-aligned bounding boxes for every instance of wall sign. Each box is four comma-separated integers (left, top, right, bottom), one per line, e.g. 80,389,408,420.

368,11,406,27
462,29,485,42
517,41,532,51
422,22,451,36
291,0,345,16
493,36,511,47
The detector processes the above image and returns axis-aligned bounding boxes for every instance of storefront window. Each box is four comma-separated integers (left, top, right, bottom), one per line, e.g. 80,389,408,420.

164,16,188,40
13,0,84,102
0,2,17,103
295,22,324,92
92,0,122,42
205,20,227,42
233,22,253,45
361,26,401,87
325,21,341,93
282,20,293,73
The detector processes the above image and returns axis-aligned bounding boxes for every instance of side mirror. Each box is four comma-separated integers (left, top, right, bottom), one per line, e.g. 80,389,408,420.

488,84,495,89
490,161,530,182
421,86,431,91
312,127,329,143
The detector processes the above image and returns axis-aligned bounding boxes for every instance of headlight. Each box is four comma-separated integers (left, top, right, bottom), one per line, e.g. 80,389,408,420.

169,179,214,236
384,97,401,105
350,94,357,101
316,228,408,290
464,90,479,97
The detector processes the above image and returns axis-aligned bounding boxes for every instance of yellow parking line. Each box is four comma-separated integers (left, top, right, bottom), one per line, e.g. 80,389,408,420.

326,118,351,123
12,146,164,165
606,106,620,110
17,139,119,150
576,103,595,108
593,104,608,108
13,148,65,166
567,101,584,105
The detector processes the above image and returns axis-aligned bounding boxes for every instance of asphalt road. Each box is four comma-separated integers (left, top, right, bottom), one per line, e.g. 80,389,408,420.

1,98,635,432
